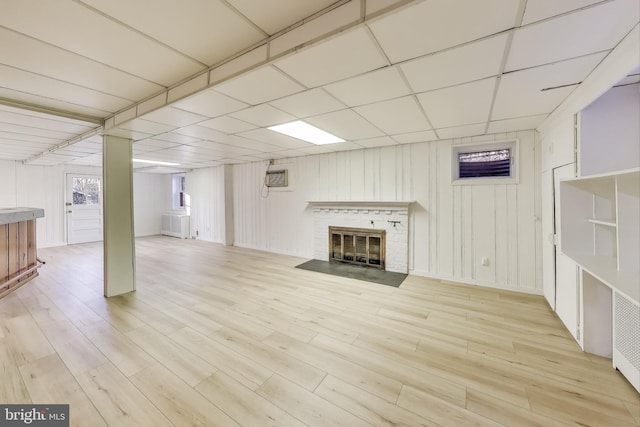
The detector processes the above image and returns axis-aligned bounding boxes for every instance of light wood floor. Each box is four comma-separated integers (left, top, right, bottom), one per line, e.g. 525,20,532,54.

1,236,638,427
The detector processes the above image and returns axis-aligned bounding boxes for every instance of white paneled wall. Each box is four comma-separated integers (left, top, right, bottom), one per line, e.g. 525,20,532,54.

186,167,227,242
133,173,173,237
222,130,542,293
0,160,171,247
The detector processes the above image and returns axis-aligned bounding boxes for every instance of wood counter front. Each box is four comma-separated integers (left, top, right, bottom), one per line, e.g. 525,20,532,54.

0,208,44,299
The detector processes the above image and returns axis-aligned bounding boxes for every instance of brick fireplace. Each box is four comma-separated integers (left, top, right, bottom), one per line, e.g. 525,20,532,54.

308,201,412,274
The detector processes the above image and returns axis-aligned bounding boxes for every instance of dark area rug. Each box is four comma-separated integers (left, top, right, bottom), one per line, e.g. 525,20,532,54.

295,259,407,287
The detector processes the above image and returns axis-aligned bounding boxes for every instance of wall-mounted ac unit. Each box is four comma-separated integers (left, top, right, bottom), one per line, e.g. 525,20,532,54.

265,169,288,187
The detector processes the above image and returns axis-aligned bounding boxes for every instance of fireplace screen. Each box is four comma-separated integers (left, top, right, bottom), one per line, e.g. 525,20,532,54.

329,226,385,269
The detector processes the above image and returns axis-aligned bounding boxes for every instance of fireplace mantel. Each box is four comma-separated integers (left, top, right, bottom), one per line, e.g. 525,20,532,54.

307,201,413,210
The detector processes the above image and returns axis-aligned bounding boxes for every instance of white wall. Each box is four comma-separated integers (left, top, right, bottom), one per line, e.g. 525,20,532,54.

0,160,171,247
580,84,640,175
133,172,173,237
215,130,542,293
185,167,227,242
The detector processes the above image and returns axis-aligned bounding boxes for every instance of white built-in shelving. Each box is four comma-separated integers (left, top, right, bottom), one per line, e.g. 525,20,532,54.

560,167,639,392
560,168,639,303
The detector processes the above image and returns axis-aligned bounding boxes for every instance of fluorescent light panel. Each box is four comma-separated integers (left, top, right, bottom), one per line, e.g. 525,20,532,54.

268,121,345,145
132,158,179,166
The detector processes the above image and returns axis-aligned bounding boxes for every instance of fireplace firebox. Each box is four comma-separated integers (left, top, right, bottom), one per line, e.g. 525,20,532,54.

329,226,385,269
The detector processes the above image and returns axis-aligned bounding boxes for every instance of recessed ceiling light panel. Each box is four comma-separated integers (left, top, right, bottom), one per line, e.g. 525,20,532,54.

132,158,180,166
268,121,345,145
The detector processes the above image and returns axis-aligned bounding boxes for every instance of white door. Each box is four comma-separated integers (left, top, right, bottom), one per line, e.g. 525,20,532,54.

553,164,580,340
66,174,103,244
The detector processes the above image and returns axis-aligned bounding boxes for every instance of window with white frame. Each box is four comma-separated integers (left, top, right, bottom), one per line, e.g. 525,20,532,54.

172,173,186,210
452,139,519,185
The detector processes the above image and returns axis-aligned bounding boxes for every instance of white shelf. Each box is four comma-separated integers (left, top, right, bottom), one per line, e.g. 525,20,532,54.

571,254,639,303
560,167,639,304
587,218,616,227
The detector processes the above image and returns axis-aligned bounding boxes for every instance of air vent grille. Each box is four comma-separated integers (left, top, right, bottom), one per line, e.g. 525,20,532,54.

265,169,288,187
615,292,640,371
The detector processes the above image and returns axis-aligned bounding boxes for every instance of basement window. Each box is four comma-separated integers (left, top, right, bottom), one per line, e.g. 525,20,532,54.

172,173,186,210
452,140,518,185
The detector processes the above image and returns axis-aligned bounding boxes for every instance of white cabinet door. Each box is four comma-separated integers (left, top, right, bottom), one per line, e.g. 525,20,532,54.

554,164,580,340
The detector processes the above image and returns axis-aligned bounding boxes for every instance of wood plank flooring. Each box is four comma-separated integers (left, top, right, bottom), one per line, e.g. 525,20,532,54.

0,236,638,426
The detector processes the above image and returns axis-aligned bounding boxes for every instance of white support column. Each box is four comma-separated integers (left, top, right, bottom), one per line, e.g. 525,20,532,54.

103,135,136,297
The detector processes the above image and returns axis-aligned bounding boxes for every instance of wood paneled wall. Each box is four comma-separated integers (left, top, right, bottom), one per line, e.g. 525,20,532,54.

212,130,542,293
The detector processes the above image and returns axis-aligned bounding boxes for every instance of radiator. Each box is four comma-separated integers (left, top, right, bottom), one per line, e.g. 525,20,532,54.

613,292,640,393
161,214,189,239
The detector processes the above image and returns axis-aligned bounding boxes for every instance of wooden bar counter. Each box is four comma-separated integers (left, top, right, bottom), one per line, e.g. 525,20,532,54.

0,207,44,299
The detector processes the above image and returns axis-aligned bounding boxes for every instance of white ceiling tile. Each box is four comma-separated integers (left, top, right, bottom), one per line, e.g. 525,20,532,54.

0,131,58,146
56,144,98,155
506,0,638,71
366,0,408,17
324,66,411,107
215,66,304,105
199,116,257,134
226,0,337,34
230,104,295,127
173,89,249,118
267,149,306,159
522,0,607,25
0,27,163,101
354,96,430,134
153,132,202,144
0,64,130,113
0,0,204,86
323,141,365,152
392,130,438,144
306,109,385,141
401,34,508,93
237,129,313,150
187,140,260,156
171,125,226,142
141,106,208,128
0,87,109,119
270,88,346,118
133,145,157,154
417,78,496,129
487,114,548,134
217,135,282,153
368,0,520,63
0,122,71,140
80,0,265,66
493,52,606,120
118,119,175,135
274,27,388,87
134,138,181,149
436,123,487,140
0,109,94,135
296,145,336,155
354,136,398,148
104,128,153,141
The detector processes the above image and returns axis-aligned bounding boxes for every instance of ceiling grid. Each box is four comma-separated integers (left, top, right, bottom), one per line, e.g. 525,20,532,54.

0,0,636,170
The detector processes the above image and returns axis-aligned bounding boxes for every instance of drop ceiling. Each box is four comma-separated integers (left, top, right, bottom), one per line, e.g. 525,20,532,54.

0,0,638,171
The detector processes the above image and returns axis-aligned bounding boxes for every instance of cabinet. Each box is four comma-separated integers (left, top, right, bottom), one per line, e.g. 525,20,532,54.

560,167,639,392
0,208,44,299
